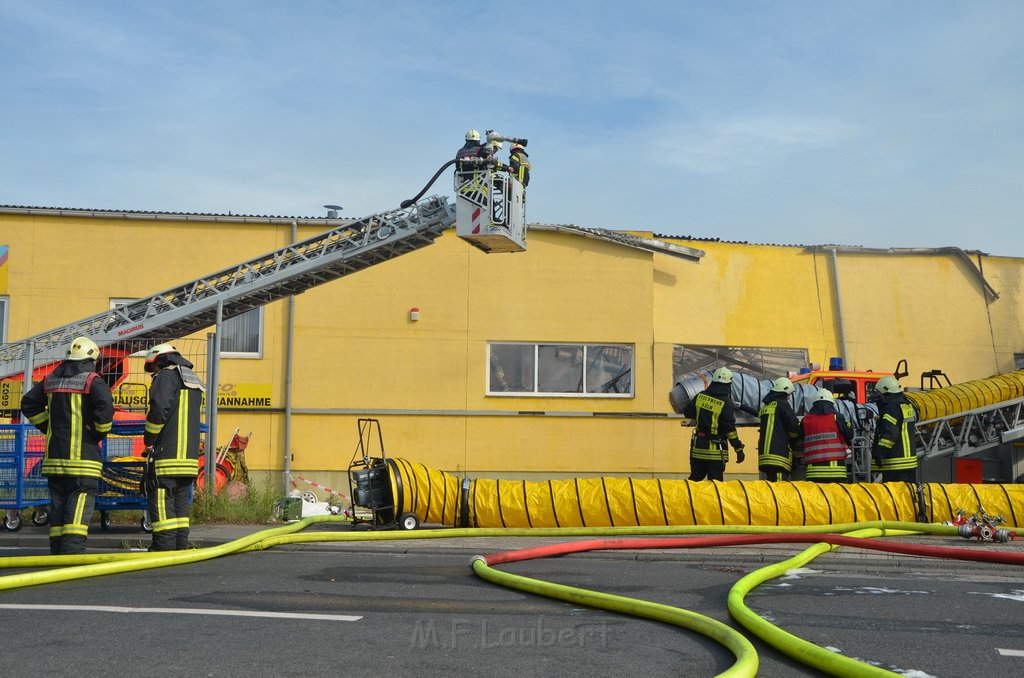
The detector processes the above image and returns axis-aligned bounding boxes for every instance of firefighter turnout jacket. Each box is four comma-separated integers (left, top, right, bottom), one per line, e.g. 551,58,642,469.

757,391,799,472
20,359,114,478
683,381,744,461
799,400,853,481
144,355,206,477
509,148,531,187
872,393,919,472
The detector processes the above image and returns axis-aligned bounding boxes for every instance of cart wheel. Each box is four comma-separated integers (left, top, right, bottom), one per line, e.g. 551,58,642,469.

141,515,153,533
4,511,23,532
32,508,49,527
398,512,420,531
100,512,111,530
300,491,318,504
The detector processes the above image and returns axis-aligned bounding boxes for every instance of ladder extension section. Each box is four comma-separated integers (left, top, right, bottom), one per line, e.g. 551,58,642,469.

0,196,455,379
916,396,1024,459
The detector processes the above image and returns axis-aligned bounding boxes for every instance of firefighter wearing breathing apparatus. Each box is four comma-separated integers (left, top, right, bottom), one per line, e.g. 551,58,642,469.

871,375,920,483
757,377,800,481
682,367,746,481
20,336,114,554
143,343,206,551
798,389,853,483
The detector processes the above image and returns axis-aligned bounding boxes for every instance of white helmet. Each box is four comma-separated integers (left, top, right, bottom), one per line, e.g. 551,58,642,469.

876,375,903,394
712,367,733,384
144,342,178,372
814,388,835,403
770,377,794,394
491,140,504,152
465,129,480,141
67,336,100,361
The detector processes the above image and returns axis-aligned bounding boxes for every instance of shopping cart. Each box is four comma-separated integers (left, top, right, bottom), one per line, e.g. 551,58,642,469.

0,423,50,531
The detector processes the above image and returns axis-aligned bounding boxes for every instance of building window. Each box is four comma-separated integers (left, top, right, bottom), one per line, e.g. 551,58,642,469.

488,342,634,397
1016,354,1024,371
672,345,809,384
220,307,263,357
0,296,7,344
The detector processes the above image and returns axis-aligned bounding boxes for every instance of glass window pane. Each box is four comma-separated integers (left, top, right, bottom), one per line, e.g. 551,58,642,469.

673,345,809,383
585,345,633,394
222,308,262,355
538,344,583,393
489,344,535,392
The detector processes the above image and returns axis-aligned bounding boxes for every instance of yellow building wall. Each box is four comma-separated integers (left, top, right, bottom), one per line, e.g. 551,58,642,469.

2,211,1022,484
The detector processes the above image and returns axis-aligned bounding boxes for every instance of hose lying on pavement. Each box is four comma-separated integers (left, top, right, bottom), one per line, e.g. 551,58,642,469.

1,519,1020,677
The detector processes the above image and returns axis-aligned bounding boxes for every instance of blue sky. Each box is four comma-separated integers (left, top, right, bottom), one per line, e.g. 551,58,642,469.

2,1,1022,256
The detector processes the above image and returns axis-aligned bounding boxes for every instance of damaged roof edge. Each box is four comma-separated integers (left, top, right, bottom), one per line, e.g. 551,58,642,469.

532,223,705,261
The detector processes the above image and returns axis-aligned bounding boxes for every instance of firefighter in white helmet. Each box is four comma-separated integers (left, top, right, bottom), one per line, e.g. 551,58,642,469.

757,377,800,481
681,367,746,481
456,129,485,173
798,388,854,483
20,336,114,554
143,342,206,551
871,376,919,483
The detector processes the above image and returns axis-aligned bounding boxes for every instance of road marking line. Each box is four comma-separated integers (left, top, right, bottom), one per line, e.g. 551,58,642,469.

997,648,1024,657
0,603,361,621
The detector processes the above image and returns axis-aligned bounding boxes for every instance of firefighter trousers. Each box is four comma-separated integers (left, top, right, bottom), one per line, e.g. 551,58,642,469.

47,476,97,555
148,476,194,551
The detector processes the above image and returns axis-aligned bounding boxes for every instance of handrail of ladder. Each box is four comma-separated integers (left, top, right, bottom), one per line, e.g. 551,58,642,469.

0,195,455,378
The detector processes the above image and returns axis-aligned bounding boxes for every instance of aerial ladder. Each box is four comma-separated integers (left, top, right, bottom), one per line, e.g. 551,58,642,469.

1,133,693,380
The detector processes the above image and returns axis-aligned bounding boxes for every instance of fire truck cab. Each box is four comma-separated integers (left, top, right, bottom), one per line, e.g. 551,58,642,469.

790,358,909,405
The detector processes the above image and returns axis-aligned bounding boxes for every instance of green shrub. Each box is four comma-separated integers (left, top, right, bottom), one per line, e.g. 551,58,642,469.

189,479,281,524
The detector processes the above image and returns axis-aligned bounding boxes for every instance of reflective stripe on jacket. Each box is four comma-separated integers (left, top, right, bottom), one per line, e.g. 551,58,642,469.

799,413,848,464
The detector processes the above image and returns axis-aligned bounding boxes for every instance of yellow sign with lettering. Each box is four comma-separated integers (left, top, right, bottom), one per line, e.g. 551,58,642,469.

112,382,274,411
1,380,22,410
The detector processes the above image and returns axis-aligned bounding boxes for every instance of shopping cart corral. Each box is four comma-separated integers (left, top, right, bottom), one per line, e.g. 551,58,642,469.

0,424,50,531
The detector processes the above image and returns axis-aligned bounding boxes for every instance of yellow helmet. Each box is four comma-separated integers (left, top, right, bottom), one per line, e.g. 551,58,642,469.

814,388,835,403
67,336,100,361
144,342,178,372
465,129,481,142
712,367,733,383
770,377,794,394
876,375,903,394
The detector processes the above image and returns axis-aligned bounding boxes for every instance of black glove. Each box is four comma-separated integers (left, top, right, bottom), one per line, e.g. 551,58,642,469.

736,447,746,464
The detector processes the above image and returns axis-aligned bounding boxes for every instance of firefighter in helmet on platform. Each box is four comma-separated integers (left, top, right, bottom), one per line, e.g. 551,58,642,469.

798,389,853,482
757,377,800,481
871,375,919,483
456,129,485,172
20,336,114,554
682,367,746,481
508,143,531,187
143,342,206,551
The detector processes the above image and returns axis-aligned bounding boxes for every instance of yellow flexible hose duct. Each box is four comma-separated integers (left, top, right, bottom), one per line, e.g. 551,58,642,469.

906,369,1024,422
388,458,1024,528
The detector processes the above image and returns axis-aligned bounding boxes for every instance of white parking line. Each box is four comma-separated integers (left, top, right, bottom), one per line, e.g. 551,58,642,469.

997,648,1024,657
0,603,361,621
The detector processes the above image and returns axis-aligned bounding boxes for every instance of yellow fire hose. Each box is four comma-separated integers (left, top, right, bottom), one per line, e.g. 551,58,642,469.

905,369,1024,421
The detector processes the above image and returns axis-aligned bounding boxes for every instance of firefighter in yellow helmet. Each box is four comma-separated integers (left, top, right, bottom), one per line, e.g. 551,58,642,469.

798,389,854,483
871,375,919,483
20,336,114,554
682,367,745,481
757,377,800,481
508,143,531,187
143,342,206,551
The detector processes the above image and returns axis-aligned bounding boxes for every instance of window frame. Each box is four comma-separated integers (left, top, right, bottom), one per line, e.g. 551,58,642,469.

487,341,635,398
